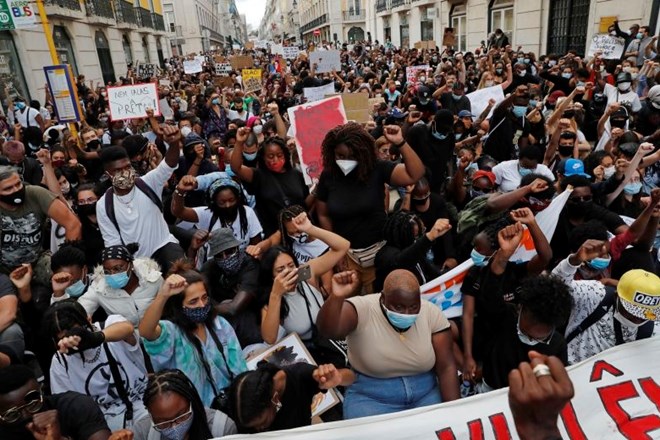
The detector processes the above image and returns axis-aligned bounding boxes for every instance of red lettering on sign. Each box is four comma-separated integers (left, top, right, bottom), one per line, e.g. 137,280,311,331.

638,377,660,412
599,381,660,438
435,428,456,440
467,419,485,439
590,360,624,382
560,402,587,440
489,413,512,439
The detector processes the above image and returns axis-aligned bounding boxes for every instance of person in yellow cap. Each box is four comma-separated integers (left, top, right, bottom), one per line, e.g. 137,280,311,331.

552,239,660,364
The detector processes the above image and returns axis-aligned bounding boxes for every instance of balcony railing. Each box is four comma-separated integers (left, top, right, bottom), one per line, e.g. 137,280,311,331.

391,0,410,7
114,0,138,26
137,7,153,28
44,0,82,10
343,9,366,21
376,0,388,13
152,13,165,31
85,0,114,19
300,14,327,33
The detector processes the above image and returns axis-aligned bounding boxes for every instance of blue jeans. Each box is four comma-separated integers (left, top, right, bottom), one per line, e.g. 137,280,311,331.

343,371,441,419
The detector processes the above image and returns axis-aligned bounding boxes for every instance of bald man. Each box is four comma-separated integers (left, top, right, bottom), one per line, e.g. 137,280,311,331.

317,269,459,419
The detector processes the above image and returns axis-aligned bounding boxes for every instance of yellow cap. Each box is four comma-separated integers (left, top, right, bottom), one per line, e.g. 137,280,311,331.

617,269,660,322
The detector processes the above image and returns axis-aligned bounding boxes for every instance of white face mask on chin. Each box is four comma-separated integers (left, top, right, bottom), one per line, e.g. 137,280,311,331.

613,307,645,329
336,159,358,175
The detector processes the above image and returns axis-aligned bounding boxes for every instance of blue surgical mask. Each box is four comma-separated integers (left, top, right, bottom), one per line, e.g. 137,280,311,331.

576,81,586,87
637,32,643,39
15,102,25,110
243,151,257,161
452,93,462,101
155,413,194,440
65,279,87,298
431,126,448,140
529,99,538,108
105,270,130,289
623,182,642,195
587,255,611,271
454,133,462,140
518,165,534,177
182,303,211,323
561,72,572,79
512,105,527,118
382,302,418,329
212,98,220,105
470,248,490,267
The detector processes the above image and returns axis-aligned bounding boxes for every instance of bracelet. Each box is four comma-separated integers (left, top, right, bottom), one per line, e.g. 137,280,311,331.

174,189,185,197
394,140,407,148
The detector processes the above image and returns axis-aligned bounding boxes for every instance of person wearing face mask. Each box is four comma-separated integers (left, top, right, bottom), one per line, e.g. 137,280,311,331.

608,169,648,218
0,140,43,185
483,85,533,162
503,62,540,95
199,92,229,141
552,240,660,364
139,264,247,409
49,245,92,304
9,97,45,133
601,72,641,113
259,212,348,355
44,300,149,431
492,145,555,192
317,269,459,419
227,96,252,122
175,133,219,209
438,82,472,116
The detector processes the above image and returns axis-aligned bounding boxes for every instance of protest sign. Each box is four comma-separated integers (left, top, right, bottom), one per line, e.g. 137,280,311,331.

288,96,347,185
242,68,262,92
225,338,660,440
43,64,81,123
338,93,370,123
368,96,386,110
310,49,341,73
159,98,173,119
231,55,253,70
137,63,157,78
415,41,437,50
466,85,505,120
246,333,340,418
270,43,283,55
443,27,456,47
283,46,300,59
255,40,268,49
158,78,171,87
245,41,254,50
183,58,203,74
107,83,161,121
414,41,423,49
214,62,232,76
213,77,234,88
303,82,336,103
406,65,430,86
587,34,626,59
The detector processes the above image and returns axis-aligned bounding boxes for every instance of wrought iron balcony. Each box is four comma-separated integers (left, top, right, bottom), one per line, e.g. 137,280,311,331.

85,0,114,19
114,0,138,26
152,13,166,31
343,9,365,21
137,7,153,28
391,0,409,7
44,0,82,10
300,14,327,33
376,0,388,13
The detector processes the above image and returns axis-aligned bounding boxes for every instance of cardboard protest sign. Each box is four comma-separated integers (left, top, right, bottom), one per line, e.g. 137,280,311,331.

368,96,386,111
214,63,232,76
443,27,456,47
183,59,203,74
406,65,430,86
288,96,347,185
245,41,254,50
107,83,161,121
242,68,262,92
587,34,626,59
338,93,370,123
303,82,335,103
227,338,660,440
310,49,341,73
283,46,300,59
465,85,505,120
213,77,235,88
414,41,423,49
231,55,253,70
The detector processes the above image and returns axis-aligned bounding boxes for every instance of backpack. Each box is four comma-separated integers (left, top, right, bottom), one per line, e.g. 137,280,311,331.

456,195,506,254
103,178,162,245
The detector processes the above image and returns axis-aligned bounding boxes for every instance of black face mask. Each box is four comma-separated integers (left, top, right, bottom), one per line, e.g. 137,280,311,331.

86,139,102,151
558,146,574,157
77,202,97,217
565,199,592,218
212,204,238,220
610,119,626,129
562,110,575,119
411,194,430,206
0,186,26,206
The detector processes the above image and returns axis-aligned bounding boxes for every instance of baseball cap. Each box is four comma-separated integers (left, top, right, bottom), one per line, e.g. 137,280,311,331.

208,228,240,257
547,90,565,105
562,158,590,178
184,132,206,149
617,269,660,321
472,170,496,185
458,110,475,119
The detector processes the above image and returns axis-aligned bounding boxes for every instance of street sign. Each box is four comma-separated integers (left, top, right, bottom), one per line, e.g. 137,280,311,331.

0,0,37,31
44,64,82,123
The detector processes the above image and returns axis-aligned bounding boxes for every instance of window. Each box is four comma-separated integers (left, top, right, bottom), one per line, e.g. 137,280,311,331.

421,7,434,41
142,36,151,63
490,0,513,44
450,5,467,52
399,13,409,48
53,26,79,76
122,34,133,66
95,31,116,85
547,0,590,55
0,33,30,112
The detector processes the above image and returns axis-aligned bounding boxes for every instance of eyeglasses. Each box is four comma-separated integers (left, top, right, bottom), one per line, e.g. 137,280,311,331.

153,405,193,431
0,389,44,424
103,263,130,275
517,313,554,346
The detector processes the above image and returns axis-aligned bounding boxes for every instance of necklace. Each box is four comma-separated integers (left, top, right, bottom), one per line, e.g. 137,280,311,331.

115,190,136,214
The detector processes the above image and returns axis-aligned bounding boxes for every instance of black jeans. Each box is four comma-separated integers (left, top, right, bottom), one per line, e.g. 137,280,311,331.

151,242,185,275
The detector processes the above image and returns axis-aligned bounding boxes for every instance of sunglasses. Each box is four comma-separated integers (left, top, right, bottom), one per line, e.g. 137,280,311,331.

0,389,44,424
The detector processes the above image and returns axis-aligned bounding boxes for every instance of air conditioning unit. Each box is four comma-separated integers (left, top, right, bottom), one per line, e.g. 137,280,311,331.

426,8,438,19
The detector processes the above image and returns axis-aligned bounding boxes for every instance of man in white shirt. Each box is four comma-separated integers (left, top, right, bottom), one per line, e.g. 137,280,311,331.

603,72,641,113
96,125,184,274
492,146,555,192
10,97,45,132
226,96,252,122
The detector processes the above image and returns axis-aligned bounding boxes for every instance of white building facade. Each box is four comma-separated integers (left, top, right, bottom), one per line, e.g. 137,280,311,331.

367,0,660,57
258,0,301,43
297,0,367,44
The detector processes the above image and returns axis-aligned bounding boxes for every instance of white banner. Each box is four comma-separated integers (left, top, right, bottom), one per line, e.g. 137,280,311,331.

588,34,626,60
183,59,203,74
223,338,660,439
107,83,161,121
466,85,505,120
283,46,300,59
304,82,336,103
310,50,341,73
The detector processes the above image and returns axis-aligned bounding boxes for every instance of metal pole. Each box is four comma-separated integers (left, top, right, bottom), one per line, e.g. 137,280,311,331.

35,0,60,64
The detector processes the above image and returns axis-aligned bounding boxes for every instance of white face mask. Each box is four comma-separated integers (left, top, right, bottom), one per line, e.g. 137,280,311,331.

253,124,263,135
181,126,192,137
603,165,616,179
618,82,632,91
336,159,358,175
485,80,495,87
613,308,645,328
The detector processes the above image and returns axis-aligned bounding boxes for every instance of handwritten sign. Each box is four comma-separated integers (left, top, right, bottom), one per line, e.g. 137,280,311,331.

303,82,336,103
465,85,505,120
214,63,232,76
137,63,157,78
406,65,430,86
587,34,626,59
183,59,203,74
283,46,300,59
159,78,171,87
242,68,262,92
310,49,341,73
231,55,253,70
288,96,347,185
107,83,161,121
213,77,235,88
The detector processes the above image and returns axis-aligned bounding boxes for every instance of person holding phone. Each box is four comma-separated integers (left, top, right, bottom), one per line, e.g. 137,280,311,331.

258,212,349,362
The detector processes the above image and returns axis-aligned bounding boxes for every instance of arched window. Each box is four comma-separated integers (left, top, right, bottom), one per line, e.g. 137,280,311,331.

53,26,79,75
156,38,164,67
142,36,151,63
122,34,133,66
95,31,116,84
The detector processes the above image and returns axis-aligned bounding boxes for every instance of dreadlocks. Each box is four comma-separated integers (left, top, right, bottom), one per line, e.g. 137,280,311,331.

277,205,307,251
143,369,213,439
382,211,425,249
321,121,377,183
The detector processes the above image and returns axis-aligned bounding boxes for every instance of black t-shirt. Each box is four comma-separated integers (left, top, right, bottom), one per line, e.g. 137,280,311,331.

80,217,105,270
316,160,395,248
405,124,454,194
413,194,457,264
269,363,321,431
635,101,660,136
483,106,531,162
251,168,309,236
0,392,109,440
482,307,568,390
438,93,472,115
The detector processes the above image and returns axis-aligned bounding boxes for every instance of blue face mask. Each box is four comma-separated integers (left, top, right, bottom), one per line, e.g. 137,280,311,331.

512,105,527,118
576,81,586,87
470,248,491,267
212,98,220,105
587,255,611,271
243,151,258,161
382,302,418,329
15,102,25,110
65,279,87,298
105,270,130,289
431,124,448,140
518,165,534,177
155,412,194,440
529,99,538,108
637,32,643,39
561,72,572,79
452,93,462,101
623,182,642,195
182,303,211,323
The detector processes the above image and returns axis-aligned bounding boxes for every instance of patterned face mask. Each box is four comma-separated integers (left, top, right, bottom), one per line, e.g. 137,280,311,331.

111,167,137,190
182,303,211,323
215,250,245,275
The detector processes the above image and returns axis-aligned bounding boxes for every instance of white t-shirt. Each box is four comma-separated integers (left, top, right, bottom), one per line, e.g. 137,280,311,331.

96,159,179,258
281,282,324,341
14,107,40,128
492,159,555,193
290,238,329,265
191,205,263,250
49,315,149,431
226,109,252,122
603,83,641,113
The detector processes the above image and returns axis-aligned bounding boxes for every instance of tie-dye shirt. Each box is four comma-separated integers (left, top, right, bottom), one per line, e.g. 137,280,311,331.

142,317,247,406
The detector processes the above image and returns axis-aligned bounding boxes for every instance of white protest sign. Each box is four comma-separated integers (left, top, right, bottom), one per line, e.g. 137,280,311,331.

283,46,300,59
107,83,161,121
225,338,660,440
303,82,336,103
158,78,171,87
159,98,173,118
270,43,283,55
214,63,232,76
310,49,341,73
465,85,505,120
406,65,430,85
587,34,626,60
183,58,203,74
255,40,268,49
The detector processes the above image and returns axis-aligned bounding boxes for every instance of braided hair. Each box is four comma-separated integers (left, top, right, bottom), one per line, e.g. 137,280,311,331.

226,361,280,429
277,205,307,251
474,216,513,252
321,122,377,183
42,299,94,363
382,211,425,249
143,369,212,440
207,179,249,238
